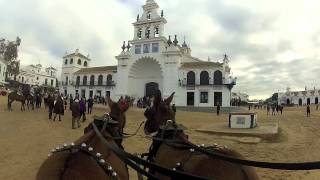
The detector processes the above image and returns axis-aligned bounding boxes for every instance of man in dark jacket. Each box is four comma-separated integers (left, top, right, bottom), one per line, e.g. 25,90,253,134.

87,97,94,114
216,103,221,116
53,95,64,121
48,95,55,120
71,99,81,129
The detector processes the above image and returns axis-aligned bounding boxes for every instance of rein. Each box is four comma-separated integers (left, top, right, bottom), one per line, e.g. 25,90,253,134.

148,132,320,170
92,121,211,180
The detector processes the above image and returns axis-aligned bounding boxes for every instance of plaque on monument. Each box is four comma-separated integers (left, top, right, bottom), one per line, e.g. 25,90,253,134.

229,112,257,129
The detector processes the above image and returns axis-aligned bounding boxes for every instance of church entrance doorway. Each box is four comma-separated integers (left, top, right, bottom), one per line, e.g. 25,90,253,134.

299,99,302,106
145,82,159,97
187,92,194,106
214,92,222,106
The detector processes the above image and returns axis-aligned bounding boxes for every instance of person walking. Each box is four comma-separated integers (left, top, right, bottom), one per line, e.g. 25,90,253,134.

71,98,81,129
53,95,64,121
307,105,311,117
267,105,270,115
216,103,221,116
48,95,54,120
79,98,86,122
272,105,275,116
87,96,94,114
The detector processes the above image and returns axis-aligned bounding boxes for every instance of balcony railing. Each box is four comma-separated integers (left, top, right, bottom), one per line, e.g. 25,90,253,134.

74,81,116,87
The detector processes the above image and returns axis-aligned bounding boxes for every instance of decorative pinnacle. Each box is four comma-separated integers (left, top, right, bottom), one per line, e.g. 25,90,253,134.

173,35,178,46
167,35,172,46
121,41,126,52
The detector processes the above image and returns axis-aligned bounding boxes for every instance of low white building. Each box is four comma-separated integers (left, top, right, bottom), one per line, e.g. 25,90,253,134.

59,0,237,107
0,54,7,85
278,87,320,106
8,64,58,87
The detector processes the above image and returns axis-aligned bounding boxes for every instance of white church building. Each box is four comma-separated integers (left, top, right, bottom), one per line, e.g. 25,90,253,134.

278,87,320,106
0,54,7,85
60,0,237,107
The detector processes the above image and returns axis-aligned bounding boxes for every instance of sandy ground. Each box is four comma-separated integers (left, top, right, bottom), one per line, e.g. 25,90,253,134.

1,96,320,180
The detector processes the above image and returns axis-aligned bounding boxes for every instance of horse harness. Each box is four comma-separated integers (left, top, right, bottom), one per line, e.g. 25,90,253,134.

47,114,121,179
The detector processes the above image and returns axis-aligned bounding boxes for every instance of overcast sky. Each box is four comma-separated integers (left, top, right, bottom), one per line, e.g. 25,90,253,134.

1,0,320,99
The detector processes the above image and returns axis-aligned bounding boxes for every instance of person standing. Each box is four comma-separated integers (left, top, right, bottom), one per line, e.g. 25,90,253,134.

172,104,176,114
280,105,283,115
48,94,54,120
307,105,311,117
272,105,276,116
71,99,81,129
267,105,270,115
53,95,64,121
79,98,86,122
87,96,94,114
69,94,73,111
216,103,221,116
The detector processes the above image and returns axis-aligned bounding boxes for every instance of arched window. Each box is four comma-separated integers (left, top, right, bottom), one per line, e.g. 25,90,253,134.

65,76,68,85
137,28,142,39
145,27,150,39
154,27,159,37
83,76,87,85
200,71,209,85
147,12,151,20
90,75,95,86
76,76,80,86
187,71,195,85
64,59,68,65
315,97,319,104
214,70,223,85
70,58,73,64
299,99,303,106
286,99,290,105
77,59,82,65
98,75,103,85
84,61,88,67
307,98,311,105
107,74,113,85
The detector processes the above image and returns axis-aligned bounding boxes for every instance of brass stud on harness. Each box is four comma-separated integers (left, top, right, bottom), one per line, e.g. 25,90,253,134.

63,143,68,147
189,148,195,152
81,143,87,148
108,166,113,171
88,147,93,152
99,159,106,164
172,168,176,171
56,146,60,150
112,172,117,176
96,153,102,157
201,144,205,147
48,153,52,157
70,142,75,146
176,162,181,167
51,149,56,153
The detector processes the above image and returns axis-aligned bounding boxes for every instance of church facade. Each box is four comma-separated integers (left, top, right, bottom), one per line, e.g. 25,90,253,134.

60,0,237,107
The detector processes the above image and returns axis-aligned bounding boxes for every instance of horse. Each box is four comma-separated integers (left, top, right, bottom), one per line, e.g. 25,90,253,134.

26,94,35,110
36,96,130,180
143,90,259,180
7,91,26,111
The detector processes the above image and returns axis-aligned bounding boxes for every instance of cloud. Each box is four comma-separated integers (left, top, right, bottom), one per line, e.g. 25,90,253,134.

1,0,320,99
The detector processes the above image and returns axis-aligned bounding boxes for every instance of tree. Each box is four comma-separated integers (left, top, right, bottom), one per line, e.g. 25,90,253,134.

0,37,21,75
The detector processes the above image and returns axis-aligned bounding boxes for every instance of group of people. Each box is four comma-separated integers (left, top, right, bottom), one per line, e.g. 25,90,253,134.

45,93,95,129
266,104,284,116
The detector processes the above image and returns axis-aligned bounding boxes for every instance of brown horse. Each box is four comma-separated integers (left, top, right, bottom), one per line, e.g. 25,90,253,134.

7,91,26,111
144,90,259,180
36,97,130,180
